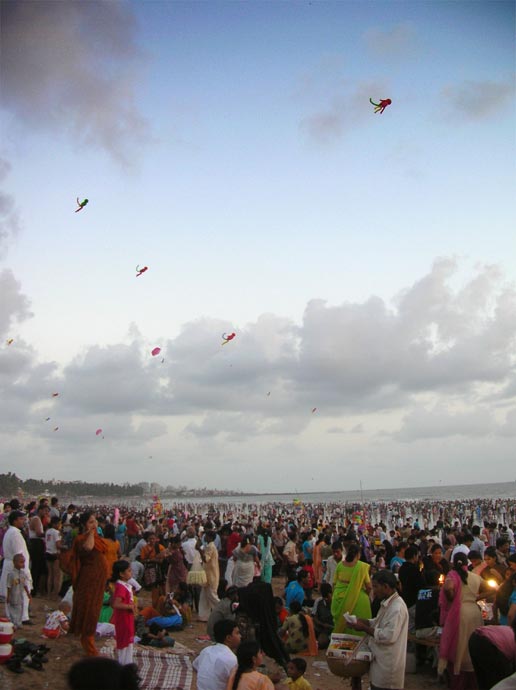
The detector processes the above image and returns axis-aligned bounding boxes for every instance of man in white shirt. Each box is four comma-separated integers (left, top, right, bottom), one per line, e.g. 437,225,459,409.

0,511,33,624
349,569,409,690
471,526,486,558
129,533,149,561
182,526,198,568
282,533,298,582
451,533,473,560
324,542,343,585
49,497,60,520
193,619,241,690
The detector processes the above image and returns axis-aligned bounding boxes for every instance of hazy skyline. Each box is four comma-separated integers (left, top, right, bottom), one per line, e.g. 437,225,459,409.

1,1,515,492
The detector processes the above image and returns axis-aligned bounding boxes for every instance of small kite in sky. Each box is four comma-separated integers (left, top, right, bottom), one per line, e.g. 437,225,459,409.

136,265,148,277
53,427,59,432
222,332,236,346
161,358,165,364
75,197,89,212
151,347,161,357
311,407,317,414
45,417,51,421
6,339,13,346
52,392,59,397
267,392,271,397
370,97,392,114
96,428,104,439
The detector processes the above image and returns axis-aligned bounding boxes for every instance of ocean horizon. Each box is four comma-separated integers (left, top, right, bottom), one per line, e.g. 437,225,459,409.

160,480,516,506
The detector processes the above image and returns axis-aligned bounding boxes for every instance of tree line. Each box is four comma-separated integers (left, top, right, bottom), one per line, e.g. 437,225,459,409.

0,472,144,498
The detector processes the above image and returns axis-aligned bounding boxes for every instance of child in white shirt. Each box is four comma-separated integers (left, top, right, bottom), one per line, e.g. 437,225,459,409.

6,553,31,628
45,516,63,598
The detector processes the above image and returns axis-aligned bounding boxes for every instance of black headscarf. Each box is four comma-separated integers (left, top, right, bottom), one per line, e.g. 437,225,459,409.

237,580,290,668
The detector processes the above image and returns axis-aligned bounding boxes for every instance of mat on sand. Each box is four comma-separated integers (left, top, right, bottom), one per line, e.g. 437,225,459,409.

100,646,193,690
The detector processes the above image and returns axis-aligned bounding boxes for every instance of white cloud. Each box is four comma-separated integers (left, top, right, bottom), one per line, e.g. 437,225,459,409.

1,258,515,487
364,22,419,59
299,81,388,144
394,405,497,442
0,159,22,255
499,408,516,437
0,0,149,165
0,269,32,339
441,79,514,121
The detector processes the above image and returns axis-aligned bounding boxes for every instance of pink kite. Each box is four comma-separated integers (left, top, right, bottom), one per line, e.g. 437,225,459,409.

96,428,103,436
136,265,148,277
151,347,161,357
222,332,236,346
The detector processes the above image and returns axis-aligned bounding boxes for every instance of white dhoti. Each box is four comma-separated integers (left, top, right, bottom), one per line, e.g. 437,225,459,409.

6,602,24,628
0,559,31,621
117,645,134,665
198,585,220,622
225,558,235,585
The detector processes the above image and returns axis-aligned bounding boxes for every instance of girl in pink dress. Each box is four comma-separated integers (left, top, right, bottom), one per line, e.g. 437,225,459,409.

111,560,136,666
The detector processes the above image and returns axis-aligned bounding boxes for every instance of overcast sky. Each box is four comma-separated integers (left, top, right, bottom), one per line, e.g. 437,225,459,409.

0,0,515,493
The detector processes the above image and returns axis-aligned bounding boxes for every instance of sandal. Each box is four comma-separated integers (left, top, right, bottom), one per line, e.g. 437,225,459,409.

24,657,44,671
6,658,25,673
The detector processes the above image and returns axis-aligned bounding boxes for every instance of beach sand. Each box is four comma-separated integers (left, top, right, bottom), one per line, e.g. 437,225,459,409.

0,578,440,690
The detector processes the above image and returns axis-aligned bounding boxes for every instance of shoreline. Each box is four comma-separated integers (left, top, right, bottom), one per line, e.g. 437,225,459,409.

4,480,516,505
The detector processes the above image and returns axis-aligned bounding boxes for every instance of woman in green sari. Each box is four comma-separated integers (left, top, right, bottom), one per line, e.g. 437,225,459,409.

331,543,372,635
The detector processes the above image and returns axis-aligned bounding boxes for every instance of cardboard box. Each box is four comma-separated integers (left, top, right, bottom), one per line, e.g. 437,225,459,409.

326,633,372,661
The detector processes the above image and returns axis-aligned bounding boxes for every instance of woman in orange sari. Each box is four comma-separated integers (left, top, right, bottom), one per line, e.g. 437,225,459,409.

313,535,325,589
140,533,167,608
103,523,122,577
69,512,109,656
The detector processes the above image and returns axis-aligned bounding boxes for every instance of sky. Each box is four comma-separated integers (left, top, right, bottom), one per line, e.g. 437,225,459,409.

0,0,515,493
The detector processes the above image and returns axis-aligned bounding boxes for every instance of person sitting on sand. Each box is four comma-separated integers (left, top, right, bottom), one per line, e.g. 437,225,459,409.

207,585,239,639
279,601,310,654
286,657,313,689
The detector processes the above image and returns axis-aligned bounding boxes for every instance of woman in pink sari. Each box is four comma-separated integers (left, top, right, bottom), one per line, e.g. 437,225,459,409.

438,552,491,690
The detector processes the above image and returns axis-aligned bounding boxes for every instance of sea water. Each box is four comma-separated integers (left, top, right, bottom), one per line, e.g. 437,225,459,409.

161,480,516,506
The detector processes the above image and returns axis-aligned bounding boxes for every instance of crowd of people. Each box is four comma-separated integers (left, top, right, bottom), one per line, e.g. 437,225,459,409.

0,493,515,690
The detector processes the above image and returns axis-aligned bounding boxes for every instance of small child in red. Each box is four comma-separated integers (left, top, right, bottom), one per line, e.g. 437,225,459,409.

274,596,289,626
111,560,136,666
